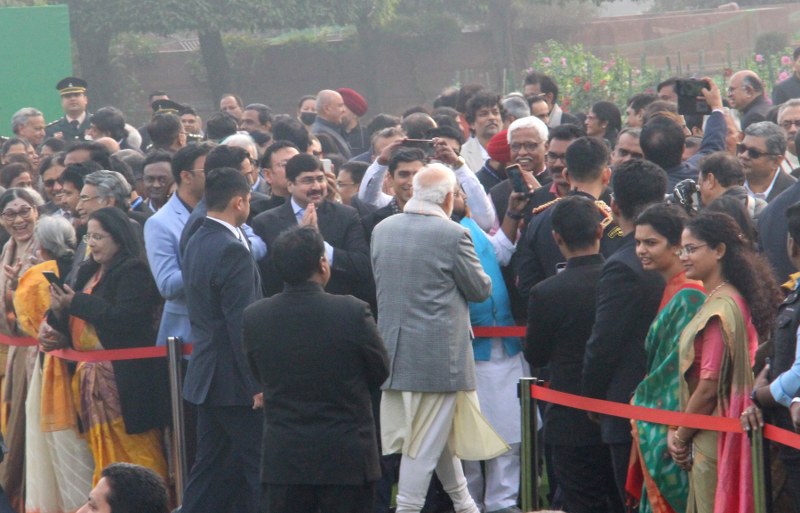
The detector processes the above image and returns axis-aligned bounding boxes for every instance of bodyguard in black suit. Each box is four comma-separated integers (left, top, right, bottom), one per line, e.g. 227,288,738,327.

244,225,389,513
759,180,800,283
251,153,371,299
516,137,624,299
181,168,264,513
526,196,621,513
581,160,668,505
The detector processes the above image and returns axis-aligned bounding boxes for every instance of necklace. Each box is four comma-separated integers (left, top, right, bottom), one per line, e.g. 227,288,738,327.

705,281,728,301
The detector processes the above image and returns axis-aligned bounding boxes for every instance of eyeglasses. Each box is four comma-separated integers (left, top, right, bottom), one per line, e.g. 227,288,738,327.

727,86,746,94
678,243,707,257
781,120,800,130
736,143,779,159
43,179,58,187
510,142,540,153
615,148,644,160
545,152,566,162
296,175,326,186
82,233,109,243
336,181,356,188
1,206,33,222
78,195,98,203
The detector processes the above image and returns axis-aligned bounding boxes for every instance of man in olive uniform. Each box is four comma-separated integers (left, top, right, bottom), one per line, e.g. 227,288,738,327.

45,77,91,141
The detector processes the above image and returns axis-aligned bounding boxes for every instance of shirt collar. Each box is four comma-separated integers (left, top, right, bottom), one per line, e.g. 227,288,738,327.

744,168,781,201
206,216,241,239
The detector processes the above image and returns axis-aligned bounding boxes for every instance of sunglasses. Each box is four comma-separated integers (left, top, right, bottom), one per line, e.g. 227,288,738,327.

736,143,778,160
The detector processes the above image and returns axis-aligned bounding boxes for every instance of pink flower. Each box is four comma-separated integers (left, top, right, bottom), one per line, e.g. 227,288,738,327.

583,81,592,93
782,55,793,66
543,57,552,65
560,57,567,67
779,71,790,82
755,54,764,63
602,65,609,73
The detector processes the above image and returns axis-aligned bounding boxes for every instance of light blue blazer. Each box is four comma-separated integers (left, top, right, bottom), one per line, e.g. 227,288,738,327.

144,193,192,346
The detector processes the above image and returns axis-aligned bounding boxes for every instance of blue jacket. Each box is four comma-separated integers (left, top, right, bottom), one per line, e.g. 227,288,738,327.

461,217,521,361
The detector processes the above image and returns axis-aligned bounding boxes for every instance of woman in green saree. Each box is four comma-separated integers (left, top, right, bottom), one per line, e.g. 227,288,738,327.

627,204,705,513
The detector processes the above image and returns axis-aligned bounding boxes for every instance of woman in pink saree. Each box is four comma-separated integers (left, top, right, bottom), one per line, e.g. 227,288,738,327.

668,211,781,513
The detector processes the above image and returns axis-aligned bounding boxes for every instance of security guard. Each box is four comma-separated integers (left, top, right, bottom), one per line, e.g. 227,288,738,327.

516,136,625,299
45,77,91,141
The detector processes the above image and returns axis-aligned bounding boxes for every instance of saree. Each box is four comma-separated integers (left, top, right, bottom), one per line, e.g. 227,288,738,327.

69,273,167,485
15,261,94,513
678,294,756,513
627,272,705,513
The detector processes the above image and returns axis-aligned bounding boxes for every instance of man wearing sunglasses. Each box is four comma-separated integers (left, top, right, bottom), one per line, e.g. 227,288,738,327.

739,121,795,203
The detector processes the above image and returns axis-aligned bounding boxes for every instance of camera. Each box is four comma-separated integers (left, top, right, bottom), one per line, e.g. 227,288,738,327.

669,178,699,215
676,79,711,116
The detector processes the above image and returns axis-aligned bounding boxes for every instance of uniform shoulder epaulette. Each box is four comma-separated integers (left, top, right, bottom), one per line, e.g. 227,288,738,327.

45,118,61,128
531,196,562,216
595,200,613,229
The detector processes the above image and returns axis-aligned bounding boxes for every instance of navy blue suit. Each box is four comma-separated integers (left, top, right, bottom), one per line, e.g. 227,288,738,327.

181,217,264,513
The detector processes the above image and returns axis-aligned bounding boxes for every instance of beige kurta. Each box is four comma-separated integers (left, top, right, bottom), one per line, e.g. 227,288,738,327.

380,390,509,461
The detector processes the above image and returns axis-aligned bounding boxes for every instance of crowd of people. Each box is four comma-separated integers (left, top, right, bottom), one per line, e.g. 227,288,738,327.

0,47,798,513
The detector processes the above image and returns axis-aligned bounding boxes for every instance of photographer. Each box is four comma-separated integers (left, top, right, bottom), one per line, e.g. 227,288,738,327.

696,151,766,221
641,77,727,192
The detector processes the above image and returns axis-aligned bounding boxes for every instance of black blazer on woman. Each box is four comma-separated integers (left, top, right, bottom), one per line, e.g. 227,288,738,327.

48,255,168,434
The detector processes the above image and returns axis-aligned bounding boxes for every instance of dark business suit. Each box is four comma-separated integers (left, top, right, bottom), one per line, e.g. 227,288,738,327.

739,95,771,131
181,218,264,513
580,233,664,505
766,170,797,203
516,190,623,299
251,199,372,299
758,180,800,283
526,253,620,513
244,281,389,513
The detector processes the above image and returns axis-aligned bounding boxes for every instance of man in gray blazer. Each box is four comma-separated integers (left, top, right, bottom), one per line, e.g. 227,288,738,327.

371,163,494,513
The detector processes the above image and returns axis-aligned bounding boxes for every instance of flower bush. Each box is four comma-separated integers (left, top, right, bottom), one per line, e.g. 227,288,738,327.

528,41,797,114
528,41,661,114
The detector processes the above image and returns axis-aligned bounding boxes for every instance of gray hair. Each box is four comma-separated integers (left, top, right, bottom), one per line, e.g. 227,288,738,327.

744,121,787,156
507,115,549,144
412,163,456,206
11,108,43,135
618,127,642,139
34,215,76,259
778,99,800,123
501,95,531,121
221,133,258,160
84,170,131,210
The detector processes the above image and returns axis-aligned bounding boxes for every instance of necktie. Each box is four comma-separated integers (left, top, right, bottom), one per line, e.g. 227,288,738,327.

70,120,79,130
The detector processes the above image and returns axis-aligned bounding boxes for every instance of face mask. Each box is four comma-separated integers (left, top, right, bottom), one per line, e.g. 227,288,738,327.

300,112,316,126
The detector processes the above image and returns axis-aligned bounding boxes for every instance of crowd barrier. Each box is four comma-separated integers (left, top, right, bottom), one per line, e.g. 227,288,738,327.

0,326,797,512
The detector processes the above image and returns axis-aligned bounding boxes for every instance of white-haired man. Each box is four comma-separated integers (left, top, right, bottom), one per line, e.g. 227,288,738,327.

371,163,506,513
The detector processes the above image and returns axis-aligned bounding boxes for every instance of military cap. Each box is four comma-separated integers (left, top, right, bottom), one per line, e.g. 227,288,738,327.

151,99,184,114
56,77,88,95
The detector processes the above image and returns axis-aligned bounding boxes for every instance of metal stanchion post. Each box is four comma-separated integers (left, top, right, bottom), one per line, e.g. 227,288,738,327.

519,377,538,512
751,427,766,513
167,336,188,504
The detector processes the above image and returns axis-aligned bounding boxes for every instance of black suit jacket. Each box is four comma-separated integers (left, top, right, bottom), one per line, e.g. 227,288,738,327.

251,200,372,299
581,234,664,444
362,203,395,243
526,254,605,446
47,256,169,434
759,181,800,283
182,218,263,406
244,281,389,485
766,170,797,203
740,95,771,131
516,189,623,299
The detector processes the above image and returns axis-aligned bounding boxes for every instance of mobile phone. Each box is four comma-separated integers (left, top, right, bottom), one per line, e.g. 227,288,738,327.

320,158,332,174
506,165,528,193
676,79,711,116
42,271,64,291
404,138,434,144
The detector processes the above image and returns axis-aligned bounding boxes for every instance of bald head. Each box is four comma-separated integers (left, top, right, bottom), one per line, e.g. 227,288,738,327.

95,137,121,154
316,90,345,125
728,70,764,112
411,163,457,214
